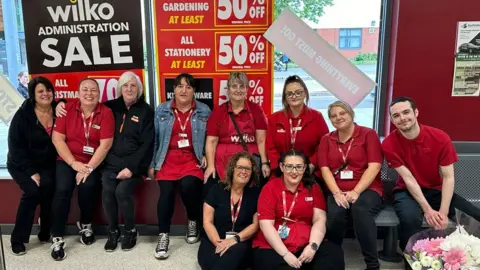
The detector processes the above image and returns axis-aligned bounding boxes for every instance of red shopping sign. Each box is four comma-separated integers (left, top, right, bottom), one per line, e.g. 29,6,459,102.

263,9,376,107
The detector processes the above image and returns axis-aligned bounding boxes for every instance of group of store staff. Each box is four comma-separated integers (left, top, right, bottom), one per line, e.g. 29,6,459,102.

7,70,480,270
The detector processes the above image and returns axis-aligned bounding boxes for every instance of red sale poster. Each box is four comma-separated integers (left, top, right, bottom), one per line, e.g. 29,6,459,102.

154,0,274,114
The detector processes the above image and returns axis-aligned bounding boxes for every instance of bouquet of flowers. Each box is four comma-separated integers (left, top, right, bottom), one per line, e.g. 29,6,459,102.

404,211,480,270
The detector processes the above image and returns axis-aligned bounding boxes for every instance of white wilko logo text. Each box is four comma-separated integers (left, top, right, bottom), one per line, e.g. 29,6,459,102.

47,0,114,22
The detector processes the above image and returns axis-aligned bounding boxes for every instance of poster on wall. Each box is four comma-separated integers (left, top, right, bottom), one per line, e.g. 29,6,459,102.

21,0,145,101
153,0,274,114
452,21,480,97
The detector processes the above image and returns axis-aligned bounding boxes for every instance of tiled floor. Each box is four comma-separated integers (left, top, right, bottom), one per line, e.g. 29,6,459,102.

2,235,404,270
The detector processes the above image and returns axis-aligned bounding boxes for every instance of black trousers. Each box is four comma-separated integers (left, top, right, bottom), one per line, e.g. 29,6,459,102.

197,239,252,270
393,188,480,251
326,189,382,270
101,171,140,231
157,176,203,233
9,165,55,244
252,241,345,270
51,161,101,237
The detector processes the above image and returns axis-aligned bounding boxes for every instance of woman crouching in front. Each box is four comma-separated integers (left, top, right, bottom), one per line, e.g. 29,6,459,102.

252,149,345,270
198,152,260,270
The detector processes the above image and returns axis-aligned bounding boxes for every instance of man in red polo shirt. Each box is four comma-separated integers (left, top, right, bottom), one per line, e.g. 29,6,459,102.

50,79,114,261
382,96,480,252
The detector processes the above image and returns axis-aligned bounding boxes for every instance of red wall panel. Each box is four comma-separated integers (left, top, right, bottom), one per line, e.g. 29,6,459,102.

0,180,187,226
386,0,480,141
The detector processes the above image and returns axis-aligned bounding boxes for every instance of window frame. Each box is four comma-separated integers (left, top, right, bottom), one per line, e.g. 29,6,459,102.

338,28,363,50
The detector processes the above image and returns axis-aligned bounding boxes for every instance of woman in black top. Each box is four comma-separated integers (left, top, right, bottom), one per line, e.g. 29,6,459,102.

198,152,260,270
7,77,59,255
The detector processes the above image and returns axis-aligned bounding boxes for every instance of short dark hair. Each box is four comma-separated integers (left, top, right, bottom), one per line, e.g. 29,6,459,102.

275,149,315,192
390,96,417,111
18,71,27,79
282,75,310,111
174,73,195,90
27,76,54,104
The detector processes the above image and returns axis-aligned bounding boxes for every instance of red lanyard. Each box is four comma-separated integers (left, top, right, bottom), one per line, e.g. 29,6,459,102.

230,194,243,231
338,138,354,163
81,112,95,145
282,191,298,220
289,118,302,147
174,109,193,134
119,114,126,133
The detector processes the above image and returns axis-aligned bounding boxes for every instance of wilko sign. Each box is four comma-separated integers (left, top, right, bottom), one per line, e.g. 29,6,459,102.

22,0,144,74
264,9,376,107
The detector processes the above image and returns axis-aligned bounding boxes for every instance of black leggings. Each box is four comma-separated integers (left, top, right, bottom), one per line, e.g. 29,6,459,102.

157,176,203,233
51,161,101,237
9,166,55,244
252,242,345,270
197,239,252,270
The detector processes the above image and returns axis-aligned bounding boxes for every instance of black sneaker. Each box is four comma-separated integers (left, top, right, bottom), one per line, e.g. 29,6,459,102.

186,220,199,244
77,221,95,245
154,233,169,259
104,229,121,252
38,231,51,243
11,243,26,256
50,237,66,261
121,228,138,251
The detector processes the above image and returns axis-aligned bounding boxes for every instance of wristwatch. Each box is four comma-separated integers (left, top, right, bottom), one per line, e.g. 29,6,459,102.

234,235,241,243
309,242,318,251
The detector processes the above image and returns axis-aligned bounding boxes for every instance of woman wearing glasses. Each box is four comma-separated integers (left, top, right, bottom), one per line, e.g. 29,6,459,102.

252,150,344,270
266,75,329,183
148,73,211,259
204,72,269,191
198,152,260,270
318,101,383,270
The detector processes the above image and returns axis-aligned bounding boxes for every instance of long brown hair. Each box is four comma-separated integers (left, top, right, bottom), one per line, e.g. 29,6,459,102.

221,152,259,190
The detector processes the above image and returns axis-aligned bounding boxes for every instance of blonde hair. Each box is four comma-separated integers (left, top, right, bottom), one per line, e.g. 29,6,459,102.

328,100,355,119
117,71,143,99
227,72,248,88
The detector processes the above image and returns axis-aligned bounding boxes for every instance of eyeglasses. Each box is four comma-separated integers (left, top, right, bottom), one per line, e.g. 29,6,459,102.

283,164,306,172
235,165,252,172
176,84,194,91
230,84,246,90
285,90,304,99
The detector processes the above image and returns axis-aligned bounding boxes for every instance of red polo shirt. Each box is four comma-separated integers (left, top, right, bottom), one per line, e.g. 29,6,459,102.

253,176,326,253
207,100,267,138
207,100,267,178
266,106,329,173
381,124,458,190
155,101,203,181
318,124,384,196
54,99,114,163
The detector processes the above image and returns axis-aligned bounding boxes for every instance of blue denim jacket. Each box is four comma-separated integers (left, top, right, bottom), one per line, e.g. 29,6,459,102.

150,99,211,170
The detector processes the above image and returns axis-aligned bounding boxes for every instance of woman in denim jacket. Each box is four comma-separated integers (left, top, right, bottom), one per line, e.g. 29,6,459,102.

148,73,211,260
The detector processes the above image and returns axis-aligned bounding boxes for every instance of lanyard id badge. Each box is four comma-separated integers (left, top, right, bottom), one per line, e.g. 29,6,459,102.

82,112,95,155
278,191,298,239
338,138,354,179
289,119,302,148
227,193,242,238
175,109,192,148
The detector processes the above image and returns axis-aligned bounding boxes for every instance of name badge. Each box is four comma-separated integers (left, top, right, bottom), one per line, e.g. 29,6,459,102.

131,116,139,122
278,225,290,239
292,127,302,131
340,170,354,180
83,146,95,155
277,129,286,133
178,139,190,148
225,231,238,239
305,197,313,202
92,124,100,130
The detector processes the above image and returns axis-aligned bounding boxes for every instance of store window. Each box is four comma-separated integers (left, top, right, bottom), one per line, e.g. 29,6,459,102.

273,0,383,130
